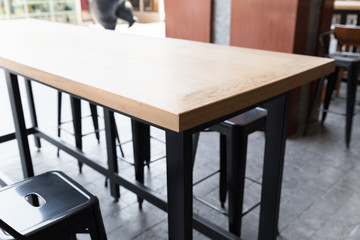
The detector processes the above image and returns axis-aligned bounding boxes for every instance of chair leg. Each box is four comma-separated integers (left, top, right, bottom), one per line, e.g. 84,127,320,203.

89,103,100,143
25,79,41,149
335,68,344,97
192,132,200,169
87,204,107,240
345,64,358,148
57,91,62,157
131,119,149,209
113,118,125,158
144,125,151,168
227,126,247,236
104,109,120,201
303,78,324,135
70,96,83,173
322,68,339,123
219,133,227,207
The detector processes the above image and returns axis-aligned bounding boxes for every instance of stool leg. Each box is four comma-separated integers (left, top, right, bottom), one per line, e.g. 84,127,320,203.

113,120,125,158
57,91,62,157
89,103,100,143
227,126,247,236
303,78,324,135
322,68,339,123
87,203,107,240
144,125,151,168
192,132,200,169
345,64,358,148
104,109,120,201
70,96,83,173
25,79,41,149
131,119,149,209
219,133,227,207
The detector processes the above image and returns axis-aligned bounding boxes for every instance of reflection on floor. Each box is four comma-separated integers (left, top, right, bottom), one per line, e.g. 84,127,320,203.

0,59,360,239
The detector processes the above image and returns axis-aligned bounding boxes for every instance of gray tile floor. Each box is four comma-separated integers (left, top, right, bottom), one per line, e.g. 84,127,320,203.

0,68,359,240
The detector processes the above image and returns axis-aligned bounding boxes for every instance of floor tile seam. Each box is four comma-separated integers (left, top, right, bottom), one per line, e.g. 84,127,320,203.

278,192,321,233
131,218,168,239
310,187,355,237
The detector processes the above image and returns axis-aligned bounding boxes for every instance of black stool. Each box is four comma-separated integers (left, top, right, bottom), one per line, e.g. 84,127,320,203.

59,95,124,173
304,27,360,148
0,171,107,240
193,107,267,236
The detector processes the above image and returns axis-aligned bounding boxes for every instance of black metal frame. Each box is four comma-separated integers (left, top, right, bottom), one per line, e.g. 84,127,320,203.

4,69,290,240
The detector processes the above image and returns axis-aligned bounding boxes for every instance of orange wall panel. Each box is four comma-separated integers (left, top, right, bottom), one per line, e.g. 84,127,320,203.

164,0,212,42
230,0,299,52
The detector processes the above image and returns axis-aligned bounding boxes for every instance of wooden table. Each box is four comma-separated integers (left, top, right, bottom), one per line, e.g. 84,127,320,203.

334,1,360,25
0,19,334,240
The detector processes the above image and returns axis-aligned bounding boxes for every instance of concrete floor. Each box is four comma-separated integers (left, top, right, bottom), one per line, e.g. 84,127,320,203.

0,22,360,240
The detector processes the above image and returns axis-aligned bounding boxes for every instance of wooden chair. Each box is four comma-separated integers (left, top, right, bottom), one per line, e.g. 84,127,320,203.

333,24,360,96
0,171,107,240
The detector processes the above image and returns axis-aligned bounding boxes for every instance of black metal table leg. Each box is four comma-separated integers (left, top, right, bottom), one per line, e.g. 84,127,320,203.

104,109,120,201
227,126,247,236
131,119,150,208
70,96,83,173
258,93,289,240
5,71,34,178
166,130,193,240
345,63,358,148
24,79,41,149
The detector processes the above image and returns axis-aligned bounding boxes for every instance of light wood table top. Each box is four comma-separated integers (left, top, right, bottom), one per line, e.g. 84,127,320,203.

334,1,360,10
0,19,334,132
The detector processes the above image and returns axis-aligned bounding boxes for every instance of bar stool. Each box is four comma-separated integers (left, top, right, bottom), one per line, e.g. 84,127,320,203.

130,108,266,235
59,95,124,173
58,92,100,144
304,25,360,148
193,107,267,236
0,171,107,240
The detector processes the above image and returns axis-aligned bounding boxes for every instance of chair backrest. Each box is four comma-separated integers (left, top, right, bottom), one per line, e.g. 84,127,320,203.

333,24,360,52
319,30,332,56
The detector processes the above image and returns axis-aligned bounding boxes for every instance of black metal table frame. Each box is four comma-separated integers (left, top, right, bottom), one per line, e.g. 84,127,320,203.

4,69,290,240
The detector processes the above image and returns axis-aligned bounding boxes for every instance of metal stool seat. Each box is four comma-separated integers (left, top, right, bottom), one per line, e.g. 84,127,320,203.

0,171,107,240
193,107,267,236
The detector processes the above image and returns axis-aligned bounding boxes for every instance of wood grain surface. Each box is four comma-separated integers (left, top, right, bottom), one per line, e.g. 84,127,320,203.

334,1,360,10
0,19,334,132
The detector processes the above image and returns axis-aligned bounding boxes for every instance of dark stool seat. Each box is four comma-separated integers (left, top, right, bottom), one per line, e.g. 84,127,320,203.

194,107,267,236
0,171,107,240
